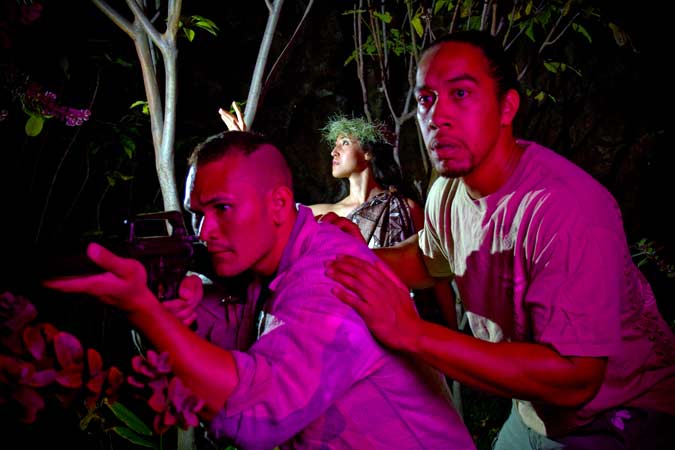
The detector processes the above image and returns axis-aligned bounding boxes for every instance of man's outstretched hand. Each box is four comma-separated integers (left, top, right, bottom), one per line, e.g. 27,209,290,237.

42,242,154,314
325,254,421,351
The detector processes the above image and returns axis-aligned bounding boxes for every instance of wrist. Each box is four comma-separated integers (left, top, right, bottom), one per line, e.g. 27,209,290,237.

396,316,425,353
127,290,164,326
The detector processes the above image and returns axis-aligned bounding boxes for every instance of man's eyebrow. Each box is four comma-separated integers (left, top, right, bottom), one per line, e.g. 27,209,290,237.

446,73,479,84
415,73,479,91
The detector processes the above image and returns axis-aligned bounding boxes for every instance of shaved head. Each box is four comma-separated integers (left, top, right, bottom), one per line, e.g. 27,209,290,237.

186,131,298,276
185,131,294,211
243,144,293,195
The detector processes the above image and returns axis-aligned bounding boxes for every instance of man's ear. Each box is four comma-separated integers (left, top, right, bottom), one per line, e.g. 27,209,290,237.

269,185,294,225
500,88,520,126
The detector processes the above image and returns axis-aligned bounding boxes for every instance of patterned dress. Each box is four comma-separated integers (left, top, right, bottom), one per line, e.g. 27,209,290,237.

347,186,416,249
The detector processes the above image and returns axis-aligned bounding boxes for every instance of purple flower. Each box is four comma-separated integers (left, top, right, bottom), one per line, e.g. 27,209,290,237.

610,409,631,431
20,82,91,127
85,349,124,409
1,292,38,355
20,3,43,25
168,377,205,429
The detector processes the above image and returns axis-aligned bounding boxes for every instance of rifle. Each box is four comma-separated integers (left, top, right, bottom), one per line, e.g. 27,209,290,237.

20,210,212,302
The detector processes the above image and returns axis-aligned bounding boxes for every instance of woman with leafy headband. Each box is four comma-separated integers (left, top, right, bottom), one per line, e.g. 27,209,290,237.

308,115,424,248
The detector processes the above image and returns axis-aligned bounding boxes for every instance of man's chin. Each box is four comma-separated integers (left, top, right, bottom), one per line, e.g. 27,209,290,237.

435,164,470,178
213,263,246,279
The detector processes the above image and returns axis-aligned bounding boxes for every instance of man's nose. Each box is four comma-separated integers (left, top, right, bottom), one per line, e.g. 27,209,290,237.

197,215,212,241
331,147,339,157
429,102,451,130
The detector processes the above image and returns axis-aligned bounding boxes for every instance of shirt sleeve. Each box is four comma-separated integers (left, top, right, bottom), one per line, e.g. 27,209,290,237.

207,265,386,449
418,177,454,278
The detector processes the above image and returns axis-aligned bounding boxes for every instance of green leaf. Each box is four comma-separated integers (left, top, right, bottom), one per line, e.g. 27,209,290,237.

192,15,220,35
525,0,533,16
105,399,153,436
25,115,44,137
111,426,157,448
120,135,136,159
609,22,627,47
373,11,392,24
341,9,366,16
411,15,423,37
534,91,546,102
130,100,149,115
344,51,357,66
524,22,535,42
572,23,592,43
184,28,195,42
543,61,560,73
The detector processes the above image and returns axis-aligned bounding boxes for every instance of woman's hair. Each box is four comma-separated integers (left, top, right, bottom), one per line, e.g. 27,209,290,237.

321,115,401,187
321,115,390,147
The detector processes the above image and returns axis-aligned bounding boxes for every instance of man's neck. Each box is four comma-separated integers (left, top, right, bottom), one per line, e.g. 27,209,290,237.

463,135,523,200
254,209,298,277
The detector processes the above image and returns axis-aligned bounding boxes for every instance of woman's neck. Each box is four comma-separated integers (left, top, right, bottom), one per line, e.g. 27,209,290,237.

348,169,384,204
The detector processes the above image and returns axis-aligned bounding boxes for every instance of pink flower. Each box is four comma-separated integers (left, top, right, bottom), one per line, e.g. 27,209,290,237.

0,354,47,423
168,377,205,429
20,3,43,25
0,292,38,355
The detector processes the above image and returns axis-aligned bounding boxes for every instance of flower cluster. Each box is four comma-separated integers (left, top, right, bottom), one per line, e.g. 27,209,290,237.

0,291,205,440
0,291,123,422
21,82,91,126
127,349,205,434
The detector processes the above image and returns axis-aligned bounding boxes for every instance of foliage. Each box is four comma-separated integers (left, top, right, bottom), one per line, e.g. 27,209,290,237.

19,81,91,136
321,114,392,146
1,3,90,136
0,291,205,449
179,15,220,42
631,239,675,279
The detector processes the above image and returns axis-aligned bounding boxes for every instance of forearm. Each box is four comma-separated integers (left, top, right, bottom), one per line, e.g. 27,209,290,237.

128,291,239,415
404,319,605,406
375,235,435,289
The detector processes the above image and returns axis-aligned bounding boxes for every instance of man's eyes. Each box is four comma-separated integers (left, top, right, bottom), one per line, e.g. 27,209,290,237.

417,88,470,107
417,93,435,107
453,88,469,99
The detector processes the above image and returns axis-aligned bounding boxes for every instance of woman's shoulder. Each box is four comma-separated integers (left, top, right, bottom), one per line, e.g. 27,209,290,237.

308,201,356,218
385,187,425,232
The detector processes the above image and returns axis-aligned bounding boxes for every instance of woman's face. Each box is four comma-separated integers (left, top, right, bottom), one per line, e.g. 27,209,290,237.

330,134,368,179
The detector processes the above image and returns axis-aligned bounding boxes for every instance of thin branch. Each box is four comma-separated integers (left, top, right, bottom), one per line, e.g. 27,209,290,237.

491,0,498,35
354,0,372,121
542,12,580,50
165,0,182,38
265,0,315,85
243,0,285,128
91,0,134,37
125,0,166,51
480,0,490,31
449,0,461,33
